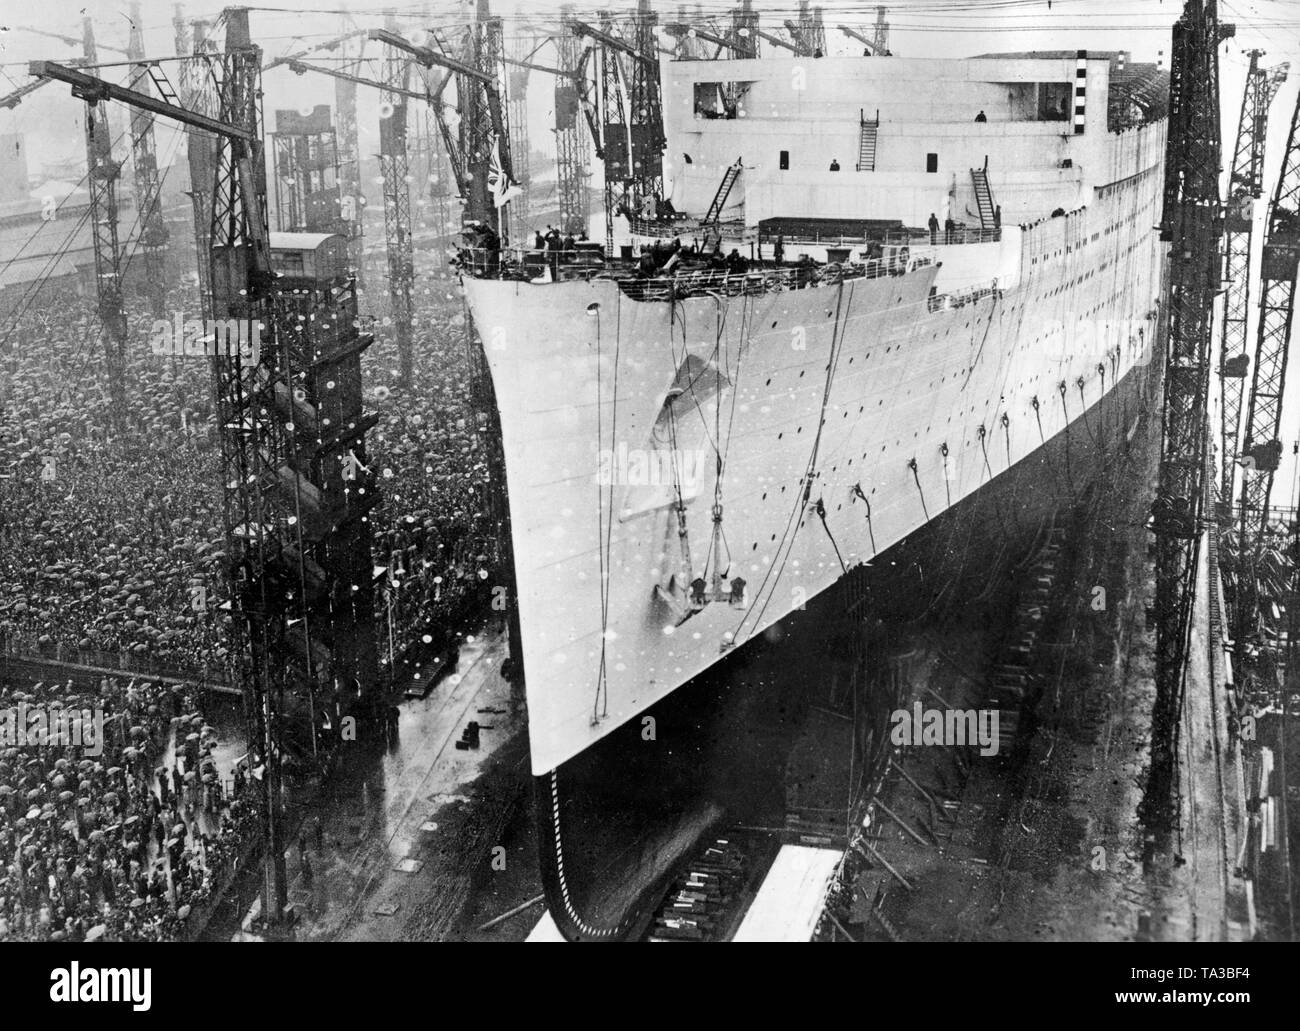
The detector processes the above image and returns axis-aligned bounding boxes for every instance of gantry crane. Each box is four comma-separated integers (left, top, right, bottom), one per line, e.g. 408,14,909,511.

567,0,666,250
665,0,761,61
264,23,370,279
173,9,220,320
1234,85,1300,679
784,1,827,57
379,14,416,389
1220,53,1285,506
334,32,366,282
669,4,713,60
872,6,891,55
285,26,463,390
507,34,532,243
370,2,517,238
270,104,344,234
283,47,433,269
554,5,591,236
126,1,170,316
1145,0,1232,831
839,8,894,58
34,6,381,924
79,17,130,418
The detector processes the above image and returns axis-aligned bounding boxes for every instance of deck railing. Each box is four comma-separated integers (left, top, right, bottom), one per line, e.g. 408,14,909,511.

454,246,931,299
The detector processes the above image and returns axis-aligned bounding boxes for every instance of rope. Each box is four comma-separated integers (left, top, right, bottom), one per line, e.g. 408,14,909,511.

908,457,929,522
733,278,853,642
814,498,847,574
852,482,877,555
941,441,953,510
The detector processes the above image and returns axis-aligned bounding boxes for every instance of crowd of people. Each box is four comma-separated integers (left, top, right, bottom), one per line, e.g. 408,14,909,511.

359,265,503,664
0,265,504,684
0,286,229,675
0,671,258,942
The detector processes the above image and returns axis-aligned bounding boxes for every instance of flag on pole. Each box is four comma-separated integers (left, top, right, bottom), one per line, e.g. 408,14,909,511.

488,134,523,208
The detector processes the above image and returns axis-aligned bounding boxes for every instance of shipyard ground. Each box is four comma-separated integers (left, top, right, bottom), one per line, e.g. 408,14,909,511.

844,434,1252,942
209,627,542,941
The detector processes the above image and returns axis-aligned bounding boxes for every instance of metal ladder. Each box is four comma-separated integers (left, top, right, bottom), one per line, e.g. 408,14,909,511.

702,157,743,252
970,166,996,229
856,110,879,171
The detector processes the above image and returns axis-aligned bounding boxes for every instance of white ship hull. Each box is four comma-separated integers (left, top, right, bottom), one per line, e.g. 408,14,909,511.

461,132,1165,775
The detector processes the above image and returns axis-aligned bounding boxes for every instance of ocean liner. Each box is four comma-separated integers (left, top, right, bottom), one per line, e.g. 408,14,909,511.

458,48,1168,939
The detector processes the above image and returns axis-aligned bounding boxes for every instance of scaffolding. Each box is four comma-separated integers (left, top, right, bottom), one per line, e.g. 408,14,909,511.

270,105,343,234
1220,53,1285,505
80,17,129,417
379,14,415,388
126,1,169,316
1146,0,1230,831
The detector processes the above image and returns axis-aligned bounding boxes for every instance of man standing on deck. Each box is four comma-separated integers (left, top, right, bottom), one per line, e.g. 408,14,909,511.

929,213,940,244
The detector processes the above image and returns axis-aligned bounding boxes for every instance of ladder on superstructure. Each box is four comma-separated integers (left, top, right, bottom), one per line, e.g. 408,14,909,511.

702,156,742,252
856,110,878,171
970,166,996,230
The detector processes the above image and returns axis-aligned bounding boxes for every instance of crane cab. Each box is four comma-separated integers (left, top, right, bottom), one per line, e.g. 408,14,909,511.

269,231,350,287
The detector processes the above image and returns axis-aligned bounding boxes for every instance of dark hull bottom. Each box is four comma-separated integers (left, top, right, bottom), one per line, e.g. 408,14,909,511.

534,359,1161,940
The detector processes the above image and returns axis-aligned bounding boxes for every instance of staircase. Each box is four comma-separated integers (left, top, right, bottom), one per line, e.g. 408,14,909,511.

702,157,743,253
970,167,996,230
703,157,743,225
856,112,879,171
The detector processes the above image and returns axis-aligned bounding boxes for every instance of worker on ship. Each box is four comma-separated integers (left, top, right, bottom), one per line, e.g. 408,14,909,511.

929,213,940,244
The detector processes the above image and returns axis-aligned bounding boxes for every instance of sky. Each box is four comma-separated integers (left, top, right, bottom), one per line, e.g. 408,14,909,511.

1,0,1298,504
